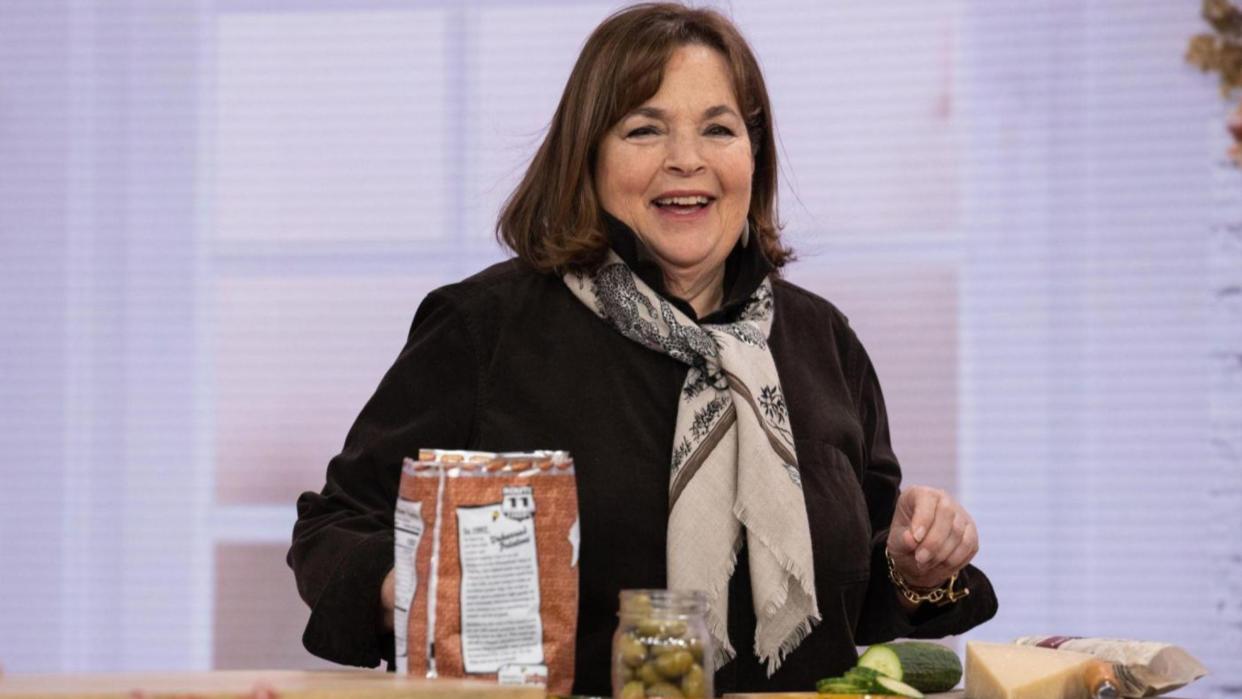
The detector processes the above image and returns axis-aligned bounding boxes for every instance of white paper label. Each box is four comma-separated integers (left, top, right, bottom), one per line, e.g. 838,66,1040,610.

455,502,544,673
393,497,424,674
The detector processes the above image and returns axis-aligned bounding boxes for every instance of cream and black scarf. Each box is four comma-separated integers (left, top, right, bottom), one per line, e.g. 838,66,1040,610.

563,238,819,674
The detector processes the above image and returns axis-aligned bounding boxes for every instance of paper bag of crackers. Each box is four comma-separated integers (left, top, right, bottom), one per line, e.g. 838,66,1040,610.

393,449,579,694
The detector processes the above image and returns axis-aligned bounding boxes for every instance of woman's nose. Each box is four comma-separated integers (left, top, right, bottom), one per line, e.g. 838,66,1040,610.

663,131,706,175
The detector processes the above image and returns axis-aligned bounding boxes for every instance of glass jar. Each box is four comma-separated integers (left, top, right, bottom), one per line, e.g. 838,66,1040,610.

612,589,714,699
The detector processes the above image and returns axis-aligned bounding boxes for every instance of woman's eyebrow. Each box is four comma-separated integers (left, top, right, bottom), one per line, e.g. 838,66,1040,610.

627,104,741,120
702,104,740,119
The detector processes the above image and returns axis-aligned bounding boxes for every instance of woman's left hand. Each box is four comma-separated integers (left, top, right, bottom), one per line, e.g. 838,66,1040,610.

886,485,979,590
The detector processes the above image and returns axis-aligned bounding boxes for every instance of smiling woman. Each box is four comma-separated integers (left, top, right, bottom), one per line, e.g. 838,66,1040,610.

495,2,790,278
288,3,998,696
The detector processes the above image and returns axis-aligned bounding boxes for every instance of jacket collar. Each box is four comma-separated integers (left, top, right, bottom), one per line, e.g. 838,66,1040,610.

600,209,773,323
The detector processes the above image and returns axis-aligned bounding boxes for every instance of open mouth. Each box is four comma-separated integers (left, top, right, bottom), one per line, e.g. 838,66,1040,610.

651,195,716,215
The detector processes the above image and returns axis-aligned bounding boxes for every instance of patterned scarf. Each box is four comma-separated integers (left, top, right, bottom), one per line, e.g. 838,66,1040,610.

564,250,819,674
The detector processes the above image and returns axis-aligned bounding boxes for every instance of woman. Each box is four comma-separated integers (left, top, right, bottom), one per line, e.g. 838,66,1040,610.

288,3,997,694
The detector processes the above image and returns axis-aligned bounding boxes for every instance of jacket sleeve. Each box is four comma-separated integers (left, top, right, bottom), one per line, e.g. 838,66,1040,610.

287,289,478,668
847,334,999,644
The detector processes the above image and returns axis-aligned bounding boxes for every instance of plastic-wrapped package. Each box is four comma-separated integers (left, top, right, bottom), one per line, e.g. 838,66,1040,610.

1013,636,1208,697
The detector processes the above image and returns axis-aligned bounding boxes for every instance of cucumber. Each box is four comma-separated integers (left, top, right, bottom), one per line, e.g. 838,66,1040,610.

816,678,871,694
857,645,903,680
857,642,962,693
820,667,893,695
844,667,883,684
875,676,924,699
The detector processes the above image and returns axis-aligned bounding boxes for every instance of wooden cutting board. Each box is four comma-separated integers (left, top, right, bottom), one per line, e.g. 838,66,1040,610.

0,670,546,699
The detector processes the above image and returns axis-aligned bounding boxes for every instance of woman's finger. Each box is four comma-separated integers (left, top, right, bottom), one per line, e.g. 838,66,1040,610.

934,521,978,577
903,486,941,548
914,493,953,569
928,513,966,568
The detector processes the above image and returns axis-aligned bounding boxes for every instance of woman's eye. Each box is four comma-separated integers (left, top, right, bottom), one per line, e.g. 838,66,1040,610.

625,126,659,138
706,124,735,136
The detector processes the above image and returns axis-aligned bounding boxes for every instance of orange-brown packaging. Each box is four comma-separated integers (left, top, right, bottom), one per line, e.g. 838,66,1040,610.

393,449,579,694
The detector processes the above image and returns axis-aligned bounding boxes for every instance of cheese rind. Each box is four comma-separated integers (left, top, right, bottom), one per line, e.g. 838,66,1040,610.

965,641,1096,699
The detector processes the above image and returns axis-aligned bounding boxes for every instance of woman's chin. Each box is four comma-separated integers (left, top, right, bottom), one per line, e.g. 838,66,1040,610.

647,247,720,278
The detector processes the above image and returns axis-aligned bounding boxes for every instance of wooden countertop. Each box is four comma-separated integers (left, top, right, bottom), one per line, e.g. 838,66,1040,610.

0,670,546,699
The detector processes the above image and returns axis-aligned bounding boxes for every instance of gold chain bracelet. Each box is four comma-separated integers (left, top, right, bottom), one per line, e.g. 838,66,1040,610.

885,547,971,606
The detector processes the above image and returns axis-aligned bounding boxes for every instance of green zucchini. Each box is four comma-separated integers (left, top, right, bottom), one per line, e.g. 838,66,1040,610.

857,642,963,693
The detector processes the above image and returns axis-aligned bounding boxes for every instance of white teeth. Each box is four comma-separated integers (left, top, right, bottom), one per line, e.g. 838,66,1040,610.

654,195,710,206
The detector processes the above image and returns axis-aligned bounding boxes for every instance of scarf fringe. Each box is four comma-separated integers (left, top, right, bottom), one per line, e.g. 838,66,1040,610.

764,613,817,676
681,526,742,666
734,500,821,675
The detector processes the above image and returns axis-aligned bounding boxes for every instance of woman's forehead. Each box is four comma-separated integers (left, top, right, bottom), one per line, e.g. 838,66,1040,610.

623,46,741,118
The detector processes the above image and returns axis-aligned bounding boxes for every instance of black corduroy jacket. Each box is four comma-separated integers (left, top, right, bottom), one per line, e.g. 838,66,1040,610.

288,222,998,695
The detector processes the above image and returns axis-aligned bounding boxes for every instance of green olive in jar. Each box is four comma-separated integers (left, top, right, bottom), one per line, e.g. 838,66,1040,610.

681,664,705,699
619,635,647,668
654,649,694,679
628,593,653,616
635,619,665,638
637,661,663,686
662,620,687,638
645,682,684,698
621,680,646,699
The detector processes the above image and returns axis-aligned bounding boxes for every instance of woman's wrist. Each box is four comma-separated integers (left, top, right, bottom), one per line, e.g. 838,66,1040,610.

895,588,922,614
885,547,970,608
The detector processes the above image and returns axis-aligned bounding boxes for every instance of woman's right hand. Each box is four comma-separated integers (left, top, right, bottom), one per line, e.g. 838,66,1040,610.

381,568,396,631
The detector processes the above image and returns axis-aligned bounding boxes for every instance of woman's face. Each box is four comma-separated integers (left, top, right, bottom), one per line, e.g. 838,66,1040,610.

594,44,754,284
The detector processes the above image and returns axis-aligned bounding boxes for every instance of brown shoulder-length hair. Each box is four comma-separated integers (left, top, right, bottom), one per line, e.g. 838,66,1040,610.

496,2,791,273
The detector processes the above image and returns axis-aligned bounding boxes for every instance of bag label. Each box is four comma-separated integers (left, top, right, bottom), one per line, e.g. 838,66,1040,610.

456,501,544,672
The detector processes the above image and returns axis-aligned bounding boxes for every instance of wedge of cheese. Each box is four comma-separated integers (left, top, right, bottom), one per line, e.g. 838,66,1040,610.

965,641,1096,699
